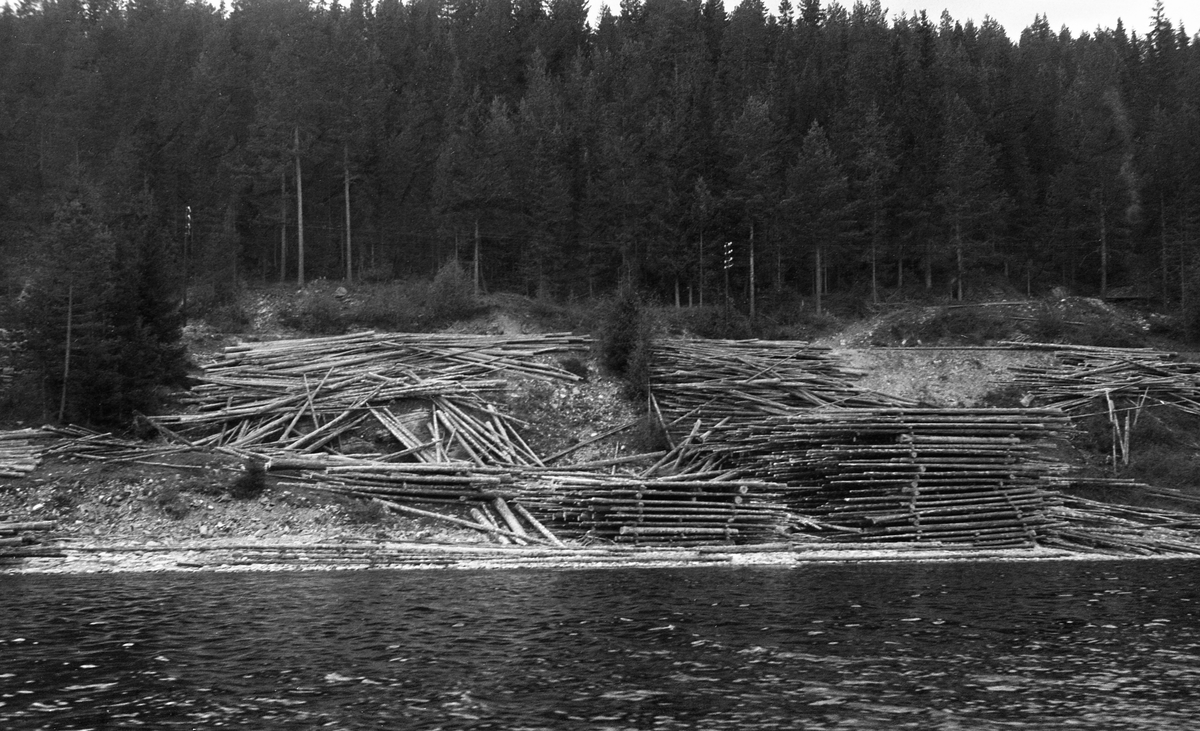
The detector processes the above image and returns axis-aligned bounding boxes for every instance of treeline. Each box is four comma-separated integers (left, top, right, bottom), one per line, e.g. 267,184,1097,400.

1,0,1199,311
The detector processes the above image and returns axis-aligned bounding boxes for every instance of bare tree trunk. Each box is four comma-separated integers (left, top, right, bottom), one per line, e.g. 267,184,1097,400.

955,218,964,301
344,144,353,283
923,240,933,291
294,127,305,287
815,244,823,315
1161,192,1168,306
280,171,287,283
1182,212,1190,315
473,218,481,295
698,231,704,307
1100,207,1108,299
870,211,879,304
59,284,72,423
748,224,756,319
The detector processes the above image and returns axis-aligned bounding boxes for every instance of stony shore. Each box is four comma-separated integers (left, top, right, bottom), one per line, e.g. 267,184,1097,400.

7,537,1128,575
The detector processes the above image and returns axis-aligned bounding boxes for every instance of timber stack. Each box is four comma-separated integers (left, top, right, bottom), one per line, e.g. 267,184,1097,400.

0,428,55,479
701,407,1074,547
514,471,795,546
0,514,58,562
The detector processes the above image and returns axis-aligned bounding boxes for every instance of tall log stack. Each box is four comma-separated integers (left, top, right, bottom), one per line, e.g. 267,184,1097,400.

694,408,1074,547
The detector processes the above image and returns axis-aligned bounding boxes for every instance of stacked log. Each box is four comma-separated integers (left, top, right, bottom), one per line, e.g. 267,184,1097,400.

0,515,59,561
649,338,913,439
1042,494,1200,555
0,428,54,479
514,472,796,546
704,407,1073,547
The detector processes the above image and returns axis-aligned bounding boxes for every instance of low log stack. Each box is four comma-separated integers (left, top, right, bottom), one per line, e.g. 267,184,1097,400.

0,428,54,479
0,515,58,562
514,471,796,546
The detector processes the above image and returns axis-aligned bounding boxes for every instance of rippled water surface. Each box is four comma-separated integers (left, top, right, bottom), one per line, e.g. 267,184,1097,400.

2,559,1198,729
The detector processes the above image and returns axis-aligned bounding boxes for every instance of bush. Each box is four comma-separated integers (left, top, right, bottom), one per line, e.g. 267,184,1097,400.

353,281,427,330
628,413,670,453
339,497,390,524
228,459,267,500
279,290,345,334
667,305,754,339
596,282,652,398
915,307,1012,345
559,356,589,380
153,484,190,519
425,260,482,325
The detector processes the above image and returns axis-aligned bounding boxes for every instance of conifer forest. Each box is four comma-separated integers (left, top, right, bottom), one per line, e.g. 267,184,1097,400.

3,0,1199,303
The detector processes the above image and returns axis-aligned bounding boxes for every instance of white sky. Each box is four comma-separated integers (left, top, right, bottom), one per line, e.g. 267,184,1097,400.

877,1,1197,38
589,1,1198,38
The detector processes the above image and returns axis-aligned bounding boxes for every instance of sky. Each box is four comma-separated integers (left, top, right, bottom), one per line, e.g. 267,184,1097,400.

743,0,1199,38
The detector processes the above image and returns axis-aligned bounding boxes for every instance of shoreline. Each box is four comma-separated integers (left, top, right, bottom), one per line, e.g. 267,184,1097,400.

6,540,1188,575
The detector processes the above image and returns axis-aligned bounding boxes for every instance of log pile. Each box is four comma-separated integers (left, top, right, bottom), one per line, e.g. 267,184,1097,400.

0,428,56,479
514,471,796,546
267,459,561,545
1042,494,1200,555
704,407,1074,547
0,515,59,561
149,332,588,466
649,338,913,439
1006,342,1200,415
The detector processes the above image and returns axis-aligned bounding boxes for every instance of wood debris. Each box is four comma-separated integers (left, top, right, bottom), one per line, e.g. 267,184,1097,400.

150,332,587,466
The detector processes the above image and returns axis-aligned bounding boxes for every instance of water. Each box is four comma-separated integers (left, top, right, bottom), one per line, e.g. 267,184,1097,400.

1,559,1198,730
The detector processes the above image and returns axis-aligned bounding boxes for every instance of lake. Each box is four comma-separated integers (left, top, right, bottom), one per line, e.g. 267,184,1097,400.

2,559,1197,729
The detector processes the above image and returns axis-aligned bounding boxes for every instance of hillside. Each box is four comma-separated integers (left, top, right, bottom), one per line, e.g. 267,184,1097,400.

4,286,1200,571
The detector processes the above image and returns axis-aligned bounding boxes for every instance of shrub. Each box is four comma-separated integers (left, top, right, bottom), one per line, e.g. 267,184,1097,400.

353,281,427,330
628,413,670,453
228,459,267,500
559,356,589,381
339,497,390,524
596,282,652,398
279,290,345,334
153,484,190,519
915,307,1012,345
668,305,754,339
425,260,482,324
